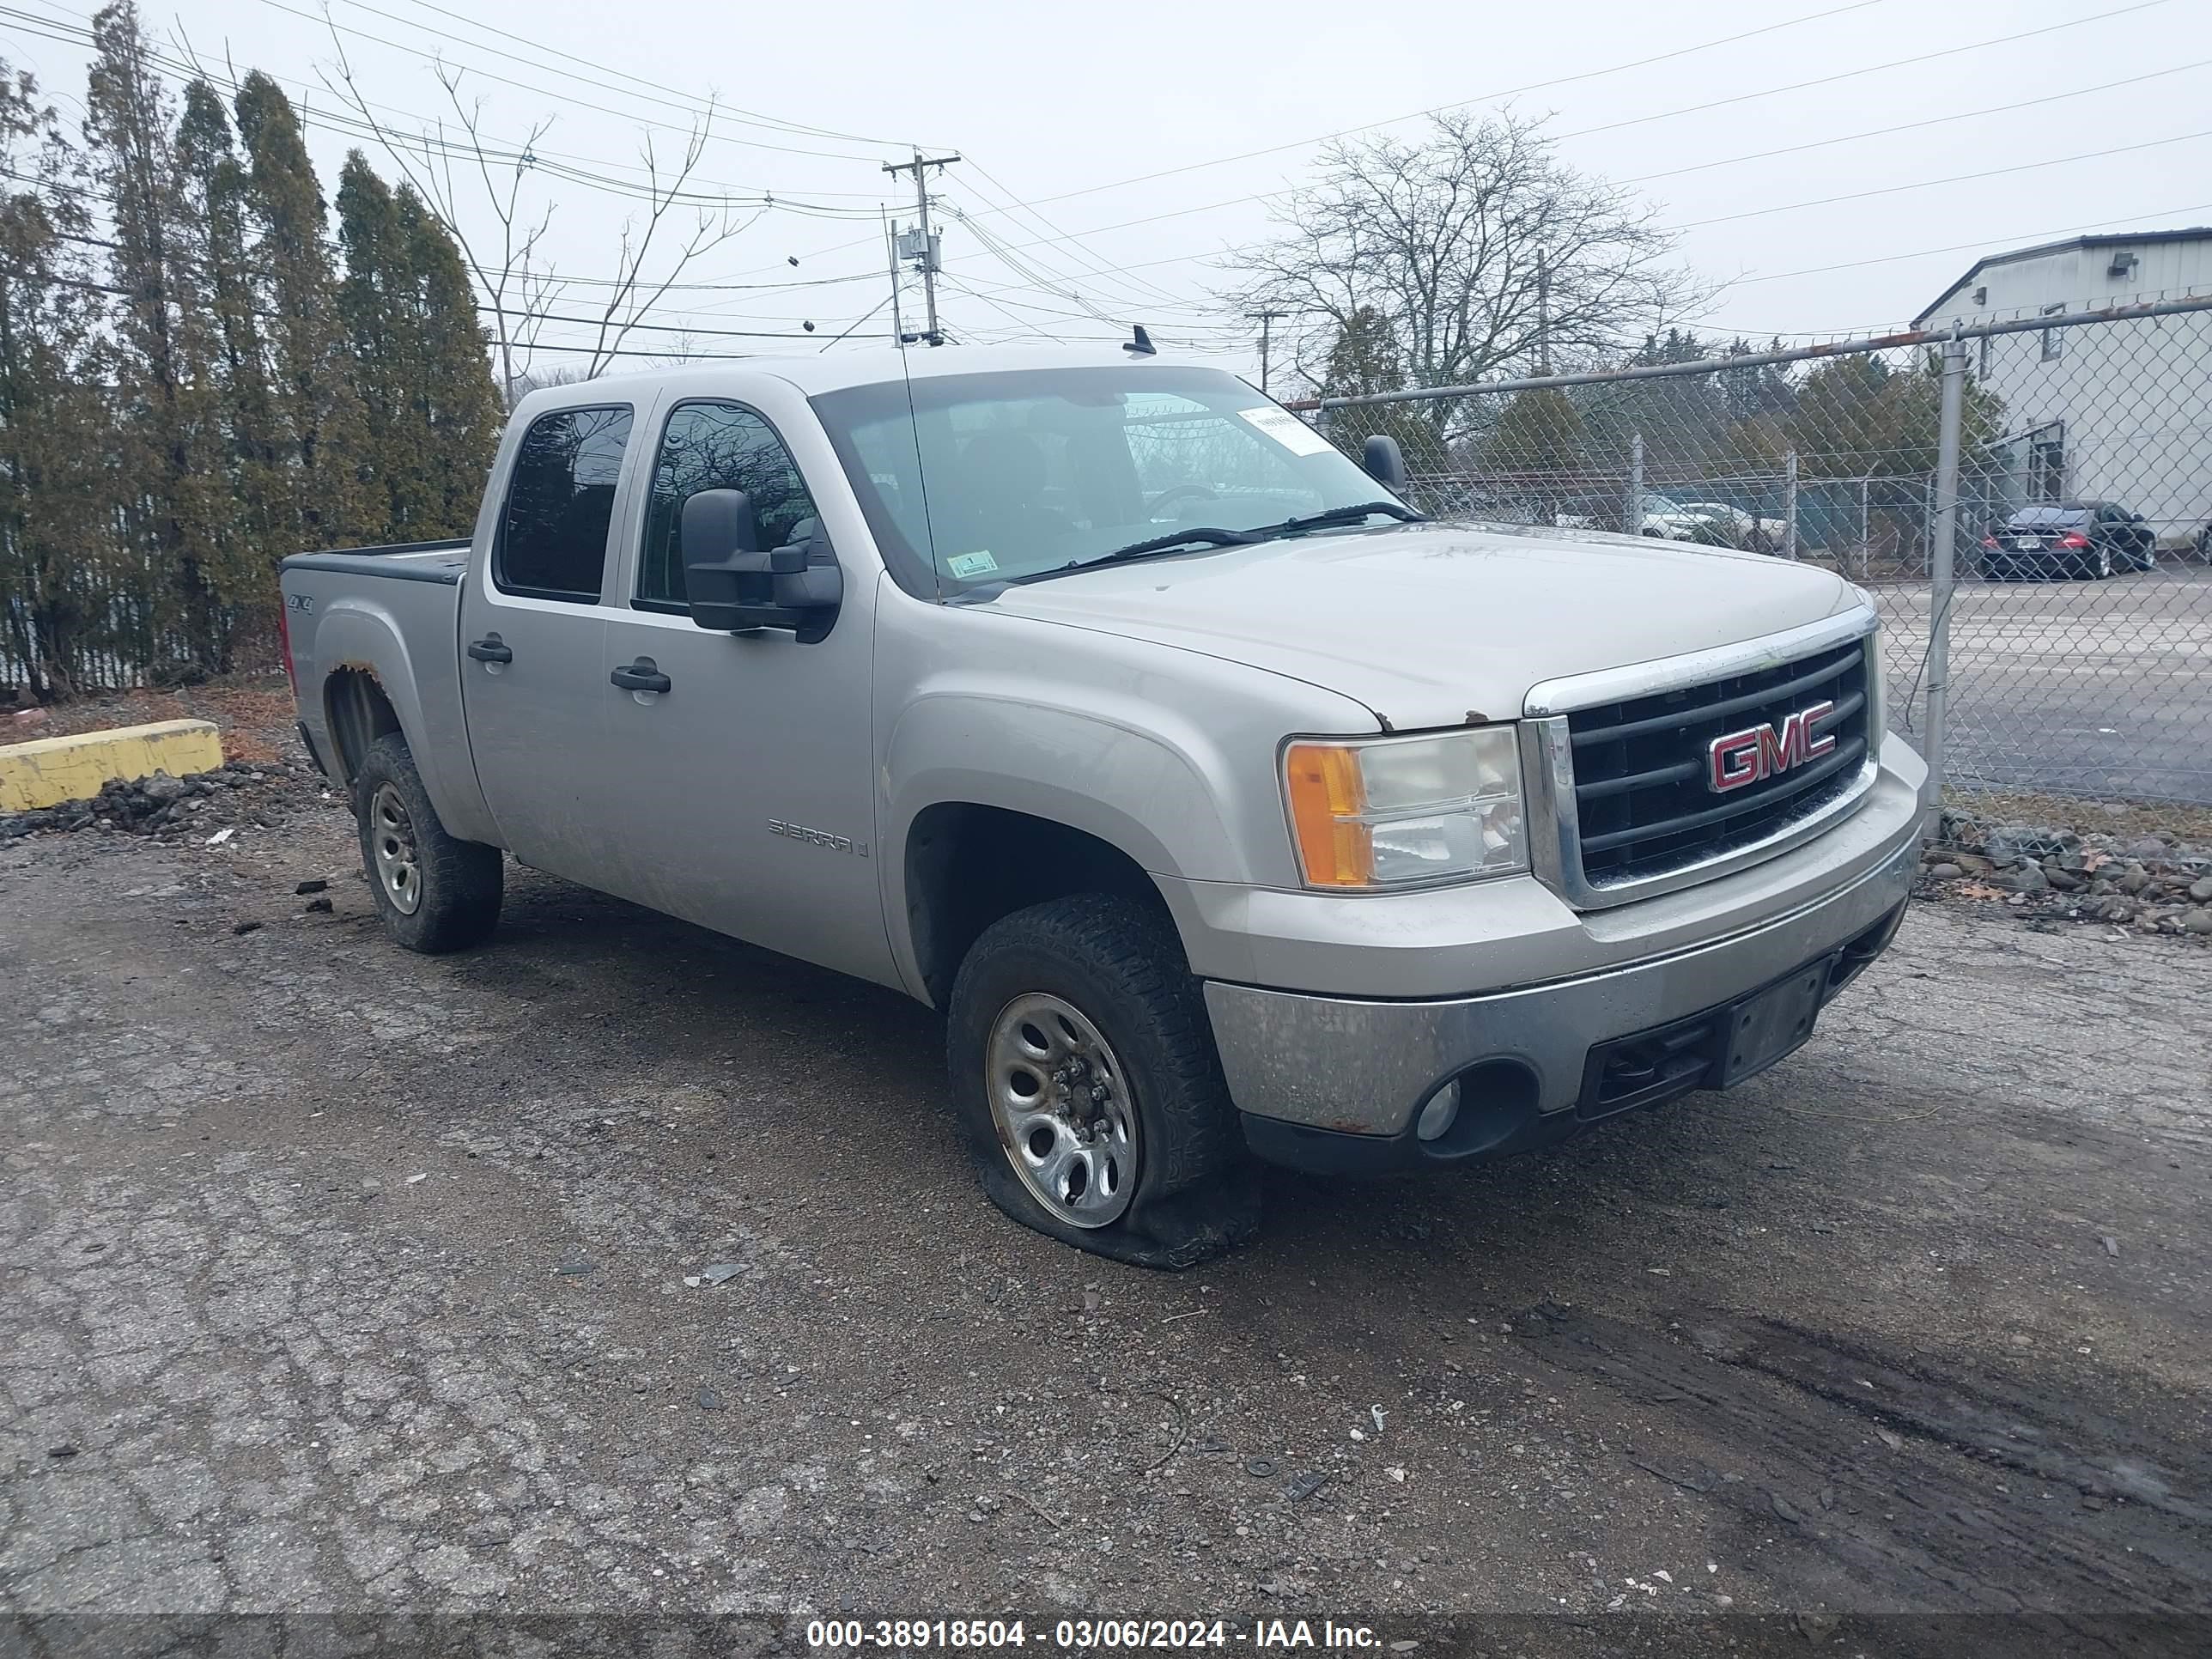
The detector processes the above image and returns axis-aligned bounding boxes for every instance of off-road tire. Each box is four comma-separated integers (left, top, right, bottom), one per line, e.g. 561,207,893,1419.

353,732,503,954
946,895,1259,1269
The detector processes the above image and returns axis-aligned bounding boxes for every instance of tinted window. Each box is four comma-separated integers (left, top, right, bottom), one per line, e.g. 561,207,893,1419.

638,402,818,608
495,406,633,600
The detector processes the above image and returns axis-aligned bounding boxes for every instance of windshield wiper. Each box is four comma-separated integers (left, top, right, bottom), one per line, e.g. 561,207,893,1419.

1006,526,1261,586
1249,500,1429,539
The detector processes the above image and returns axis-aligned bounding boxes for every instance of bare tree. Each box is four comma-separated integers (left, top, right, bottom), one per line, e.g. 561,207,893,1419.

1223,110,1715,441
320,33,751,393
569,128,753,379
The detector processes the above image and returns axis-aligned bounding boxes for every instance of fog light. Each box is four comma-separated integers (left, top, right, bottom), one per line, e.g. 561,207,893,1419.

1416,1081,1461,1142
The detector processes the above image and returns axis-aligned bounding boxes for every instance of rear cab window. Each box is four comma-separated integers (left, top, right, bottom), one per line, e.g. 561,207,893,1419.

495,405,635,601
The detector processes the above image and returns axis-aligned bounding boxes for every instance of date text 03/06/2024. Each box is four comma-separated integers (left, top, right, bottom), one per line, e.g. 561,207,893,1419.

803,1618,1402,1650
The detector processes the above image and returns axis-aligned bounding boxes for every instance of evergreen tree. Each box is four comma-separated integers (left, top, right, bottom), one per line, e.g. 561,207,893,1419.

1485,388,1587,524
0,63,112,696
1316,307,1443,473
398,182,501,534
83,1,232,674
233,70,374,550
337,152,418,538
176,80,285,575
337,156,501,540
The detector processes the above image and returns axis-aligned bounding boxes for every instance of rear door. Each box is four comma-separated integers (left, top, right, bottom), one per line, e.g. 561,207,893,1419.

459,402,636,882
593,395,892,986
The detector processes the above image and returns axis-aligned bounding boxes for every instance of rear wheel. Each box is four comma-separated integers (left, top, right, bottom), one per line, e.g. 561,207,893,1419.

353,732,502,953
945,895,1258,1269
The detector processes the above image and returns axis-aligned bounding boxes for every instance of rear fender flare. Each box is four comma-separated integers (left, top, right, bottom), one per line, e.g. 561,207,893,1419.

312,600,500,845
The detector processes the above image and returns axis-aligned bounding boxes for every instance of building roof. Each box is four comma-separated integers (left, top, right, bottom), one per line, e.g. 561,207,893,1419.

1913,228,2212,324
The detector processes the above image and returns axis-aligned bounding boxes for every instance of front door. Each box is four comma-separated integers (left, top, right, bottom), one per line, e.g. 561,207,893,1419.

458,402,635,883
594,397,891,987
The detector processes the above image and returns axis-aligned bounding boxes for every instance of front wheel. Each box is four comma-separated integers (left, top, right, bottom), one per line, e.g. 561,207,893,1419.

945,895,1258,1269
353,732,503,953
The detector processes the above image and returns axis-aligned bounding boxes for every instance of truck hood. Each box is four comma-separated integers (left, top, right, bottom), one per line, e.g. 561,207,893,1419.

981,521,1860,732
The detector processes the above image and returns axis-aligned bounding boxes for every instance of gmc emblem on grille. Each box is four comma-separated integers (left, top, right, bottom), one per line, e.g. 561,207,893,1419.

1707,700,1837,793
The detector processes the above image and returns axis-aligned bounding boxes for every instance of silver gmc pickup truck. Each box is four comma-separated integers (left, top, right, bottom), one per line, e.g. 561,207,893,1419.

279,344,1925,1267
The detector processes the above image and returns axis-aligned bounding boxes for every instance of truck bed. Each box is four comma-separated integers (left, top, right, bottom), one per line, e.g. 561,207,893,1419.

279,538,471,586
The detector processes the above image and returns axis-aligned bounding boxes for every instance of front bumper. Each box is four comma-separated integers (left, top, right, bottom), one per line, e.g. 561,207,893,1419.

1204,787,1921,1175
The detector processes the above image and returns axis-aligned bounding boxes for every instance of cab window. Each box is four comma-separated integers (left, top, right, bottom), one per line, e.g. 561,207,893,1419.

637,401,818,610
494,405,634,601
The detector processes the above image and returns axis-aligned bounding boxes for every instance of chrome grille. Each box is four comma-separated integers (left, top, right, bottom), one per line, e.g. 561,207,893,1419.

1530,624,1881,907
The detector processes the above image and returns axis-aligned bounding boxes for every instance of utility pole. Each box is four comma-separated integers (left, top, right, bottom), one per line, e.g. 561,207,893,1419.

1249,309,1285,392
884,210,907,348
884,148,960,345
1535,246,1552,378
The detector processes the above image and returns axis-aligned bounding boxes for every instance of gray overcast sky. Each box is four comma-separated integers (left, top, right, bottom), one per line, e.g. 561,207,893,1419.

6,0,2209,381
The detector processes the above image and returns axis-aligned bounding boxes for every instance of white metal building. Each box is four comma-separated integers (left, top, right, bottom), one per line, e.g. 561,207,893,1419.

1914,228,2212,540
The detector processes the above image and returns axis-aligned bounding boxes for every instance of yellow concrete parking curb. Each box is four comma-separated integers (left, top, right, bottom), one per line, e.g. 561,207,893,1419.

0,719,226,812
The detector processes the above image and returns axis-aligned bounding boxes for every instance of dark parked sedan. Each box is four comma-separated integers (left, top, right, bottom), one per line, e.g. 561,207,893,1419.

1979,502,2154,580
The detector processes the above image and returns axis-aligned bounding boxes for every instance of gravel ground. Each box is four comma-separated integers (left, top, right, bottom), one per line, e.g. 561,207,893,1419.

2,783,2209,1657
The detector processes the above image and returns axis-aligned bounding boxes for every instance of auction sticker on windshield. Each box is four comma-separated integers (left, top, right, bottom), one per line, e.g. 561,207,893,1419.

1237,405,1335,457
947,550,999,579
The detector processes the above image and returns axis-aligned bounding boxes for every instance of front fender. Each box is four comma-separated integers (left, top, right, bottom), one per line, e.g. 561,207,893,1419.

879,687,1292,1003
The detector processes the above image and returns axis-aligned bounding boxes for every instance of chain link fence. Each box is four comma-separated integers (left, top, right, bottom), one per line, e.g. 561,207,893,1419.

0,556,280,696
1303,297,2212,837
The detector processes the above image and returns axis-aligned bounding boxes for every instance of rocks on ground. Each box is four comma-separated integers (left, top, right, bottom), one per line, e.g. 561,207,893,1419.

0,760,320,843
1921,805,2212,939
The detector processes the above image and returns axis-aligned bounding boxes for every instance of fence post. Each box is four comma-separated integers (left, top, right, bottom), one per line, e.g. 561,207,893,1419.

1857,475,1871,580
1922,334,1967,836
1626,432,1644,536
1782,450,1799,560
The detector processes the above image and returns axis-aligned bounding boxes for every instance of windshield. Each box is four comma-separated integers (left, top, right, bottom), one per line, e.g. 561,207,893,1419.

810,365,1408,593
2006,506,2091,528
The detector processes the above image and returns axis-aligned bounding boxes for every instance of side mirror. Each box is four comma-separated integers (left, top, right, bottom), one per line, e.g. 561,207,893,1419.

682,489,842,641
1361,433,1408,489
2132,513,2147,524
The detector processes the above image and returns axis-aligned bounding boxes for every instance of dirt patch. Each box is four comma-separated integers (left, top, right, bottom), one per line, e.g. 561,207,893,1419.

6,673,301,765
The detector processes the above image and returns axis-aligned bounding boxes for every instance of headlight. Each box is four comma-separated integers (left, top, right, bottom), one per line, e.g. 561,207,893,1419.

1282,727,1528,890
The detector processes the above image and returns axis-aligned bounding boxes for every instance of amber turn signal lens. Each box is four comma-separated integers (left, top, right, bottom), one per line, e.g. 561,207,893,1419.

1284,742,1371,886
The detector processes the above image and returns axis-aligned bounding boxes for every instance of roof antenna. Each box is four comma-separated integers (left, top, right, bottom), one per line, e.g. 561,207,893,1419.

1123,324,1155,356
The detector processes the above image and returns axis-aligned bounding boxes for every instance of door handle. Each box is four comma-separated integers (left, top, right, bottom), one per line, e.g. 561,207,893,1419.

467,635,513,664
610,658,672,695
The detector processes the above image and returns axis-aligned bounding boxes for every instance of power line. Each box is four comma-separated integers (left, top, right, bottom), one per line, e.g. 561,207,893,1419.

254,0,900,166
342,0,935,150
1613,58,2210,189
4,0,892,208
5,167,895,302
708,0,2176,291
923,114,2212,300
1726,200,2212,289
971,0,1899,219
959,155,1200,314
1674,128,2212,231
